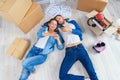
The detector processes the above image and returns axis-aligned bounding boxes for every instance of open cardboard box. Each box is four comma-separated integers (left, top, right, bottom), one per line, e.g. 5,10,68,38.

86,10,117,36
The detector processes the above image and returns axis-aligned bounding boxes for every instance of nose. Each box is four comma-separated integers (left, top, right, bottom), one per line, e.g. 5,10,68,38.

59,20,61,24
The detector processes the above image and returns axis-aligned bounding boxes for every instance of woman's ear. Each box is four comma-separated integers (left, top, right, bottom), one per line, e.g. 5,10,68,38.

48,23,50,27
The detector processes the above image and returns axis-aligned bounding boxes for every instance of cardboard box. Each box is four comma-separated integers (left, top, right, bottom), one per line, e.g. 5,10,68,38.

77,0,108,12
86,10,103,35
17,2,44,33
6,38,30,60
0,0,32,24
86,10,117,36
0,0,6,8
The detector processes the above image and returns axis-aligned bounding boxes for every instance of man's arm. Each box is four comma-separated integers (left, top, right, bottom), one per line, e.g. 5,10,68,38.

70,20,83,40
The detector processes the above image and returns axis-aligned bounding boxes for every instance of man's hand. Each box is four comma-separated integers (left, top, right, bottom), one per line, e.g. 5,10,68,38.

43,32,49,36
61,27,72,32
43,32,58,37
53,34,59,40
53,33,62,45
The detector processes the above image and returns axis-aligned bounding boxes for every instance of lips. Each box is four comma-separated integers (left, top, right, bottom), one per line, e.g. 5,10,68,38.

60,21,63,24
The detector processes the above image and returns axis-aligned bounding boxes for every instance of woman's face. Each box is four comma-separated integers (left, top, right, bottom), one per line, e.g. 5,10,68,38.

55,16,64,24
48,20,57,31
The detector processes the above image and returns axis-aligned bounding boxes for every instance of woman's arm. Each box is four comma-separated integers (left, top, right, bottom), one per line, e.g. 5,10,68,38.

37,27,47,39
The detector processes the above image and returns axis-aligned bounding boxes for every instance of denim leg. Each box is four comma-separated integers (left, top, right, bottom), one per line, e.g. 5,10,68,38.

22,54,47,72
25,46,43,58
19,46,43,80
19,68,30,80
59,48,84,80
77,45,98,80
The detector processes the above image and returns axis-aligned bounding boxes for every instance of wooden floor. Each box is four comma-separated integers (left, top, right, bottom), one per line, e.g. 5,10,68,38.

0,0,120,80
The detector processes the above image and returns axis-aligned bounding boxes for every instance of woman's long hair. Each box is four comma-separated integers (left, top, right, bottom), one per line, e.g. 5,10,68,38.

54,15,69,23
54,15,69,28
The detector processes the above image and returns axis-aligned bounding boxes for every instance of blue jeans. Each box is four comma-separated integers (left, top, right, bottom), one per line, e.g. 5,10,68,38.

59,44,98,80
19,46,47,80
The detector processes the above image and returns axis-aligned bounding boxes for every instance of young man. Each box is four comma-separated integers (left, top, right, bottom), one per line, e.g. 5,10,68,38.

54,15,98,80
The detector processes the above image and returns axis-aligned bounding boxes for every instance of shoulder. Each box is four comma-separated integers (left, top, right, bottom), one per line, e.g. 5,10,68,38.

38,26,48,32
68,20,77,23
68,20,79,27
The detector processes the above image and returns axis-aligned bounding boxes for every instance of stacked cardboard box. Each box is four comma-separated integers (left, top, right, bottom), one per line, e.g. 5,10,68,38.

0,0,32,24
6,38,30,60
0,0,44,33
0,0,7,8
86,10,117,36
77,0,108,12
17,2,44,33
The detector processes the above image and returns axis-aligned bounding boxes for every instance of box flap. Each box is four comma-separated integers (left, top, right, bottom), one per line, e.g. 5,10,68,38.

12,50,25,60
86,10,98,18
24,2,42,18
16,39,30,51
9,0,32,24
77,0,108,12
18,2,44,33
0,0,16,11
104,26,117,35
6,45,16,55
0,0,6,8
12,37,21,45
97,0,108,3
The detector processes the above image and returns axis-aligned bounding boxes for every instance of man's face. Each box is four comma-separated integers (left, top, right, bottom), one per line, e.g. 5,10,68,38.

55,16,64,24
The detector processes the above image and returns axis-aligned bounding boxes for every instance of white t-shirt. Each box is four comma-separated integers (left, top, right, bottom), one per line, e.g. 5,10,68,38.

35,36,49,49
59,22,82,47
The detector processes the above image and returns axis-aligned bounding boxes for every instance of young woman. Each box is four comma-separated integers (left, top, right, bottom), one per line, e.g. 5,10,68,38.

54,15,98,80
19,19,64,80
